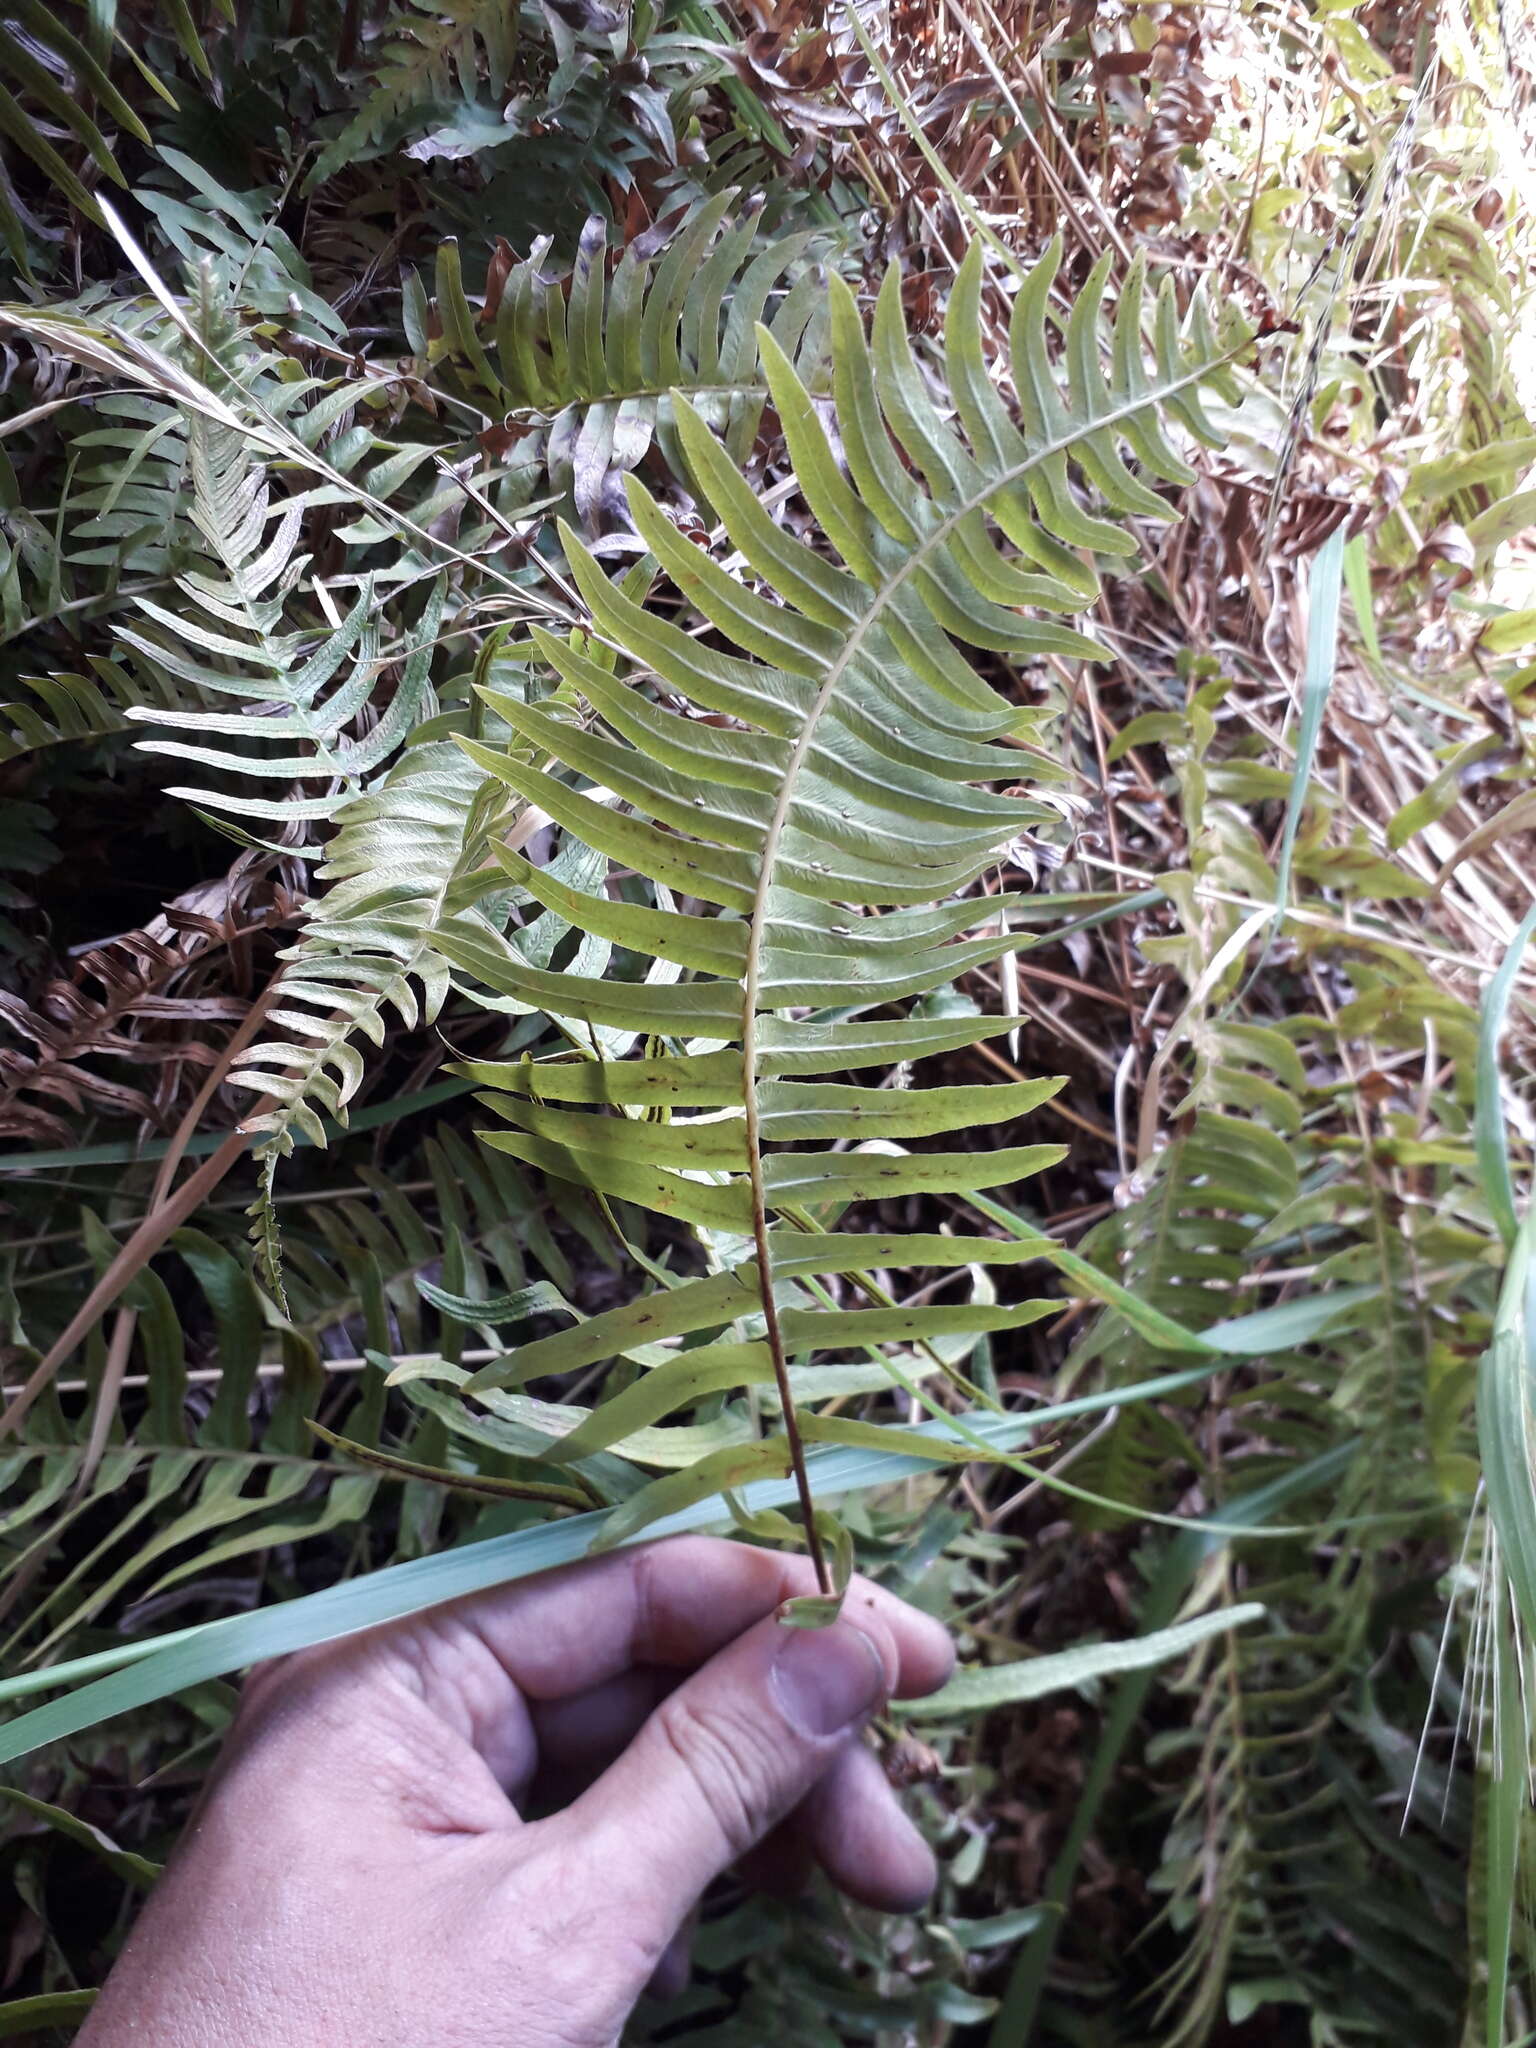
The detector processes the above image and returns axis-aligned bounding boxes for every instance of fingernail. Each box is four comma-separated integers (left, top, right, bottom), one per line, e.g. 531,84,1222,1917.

771,1621,886,1737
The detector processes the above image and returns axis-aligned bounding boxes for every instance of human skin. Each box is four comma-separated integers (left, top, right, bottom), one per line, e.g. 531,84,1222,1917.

78,1534,955,2048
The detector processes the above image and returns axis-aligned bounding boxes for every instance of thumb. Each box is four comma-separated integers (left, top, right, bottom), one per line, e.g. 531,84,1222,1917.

566,1606,889,1935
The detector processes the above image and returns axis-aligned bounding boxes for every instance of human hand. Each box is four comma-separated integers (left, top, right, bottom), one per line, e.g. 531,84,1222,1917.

78,1535,954,2048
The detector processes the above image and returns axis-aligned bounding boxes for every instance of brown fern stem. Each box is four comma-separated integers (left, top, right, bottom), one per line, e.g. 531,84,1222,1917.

743,1123,830,1595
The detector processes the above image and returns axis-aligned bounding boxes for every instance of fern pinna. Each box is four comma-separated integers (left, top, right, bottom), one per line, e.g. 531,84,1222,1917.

426,237,1249,1586
422,192,832,524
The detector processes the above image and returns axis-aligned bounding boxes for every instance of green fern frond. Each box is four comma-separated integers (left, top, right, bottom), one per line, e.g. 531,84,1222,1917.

1116,990,1485,2043
120,421,432,829
1066,1096,1301,1533
425,235,1249,1562
226,725,506,1300
4,193,328,599
0,661,159,762
307,0,521,186
0,1139,571,1659
235,731,506,1155
82,403,523,1220
423,194,831,522
0,1214,376,1666
134,148,347,345
64,390,192,576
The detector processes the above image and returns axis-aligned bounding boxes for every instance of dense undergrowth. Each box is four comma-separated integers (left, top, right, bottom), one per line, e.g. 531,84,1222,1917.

2,0,1536,2042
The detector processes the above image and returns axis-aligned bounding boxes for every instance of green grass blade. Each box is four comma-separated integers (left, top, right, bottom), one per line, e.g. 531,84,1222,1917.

1230,522,1346,1012
1481,1210,1536,1642
1477,903,1536,1253
1488,1583,1522,2048
0,1390,1348,1761
1276,524,1344,913
0,1356,1241,1712
1343,532,1382,665
0,1785,159,1888
0,1411,1047,1763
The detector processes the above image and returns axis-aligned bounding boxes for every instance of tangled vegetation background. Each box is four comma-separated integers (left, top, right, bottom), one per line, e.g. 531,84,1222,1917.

1,0,1535,2040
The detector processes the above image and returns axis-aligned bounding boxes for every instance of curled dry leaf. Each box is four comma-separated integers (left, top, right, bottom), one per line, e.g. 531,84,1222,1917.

1126,17,1215,233
883,1732,945,1787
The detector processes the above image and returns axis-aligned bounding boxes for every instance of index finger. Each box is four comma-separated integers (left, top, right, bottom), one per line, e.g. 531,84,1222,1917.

434,1535,954,1705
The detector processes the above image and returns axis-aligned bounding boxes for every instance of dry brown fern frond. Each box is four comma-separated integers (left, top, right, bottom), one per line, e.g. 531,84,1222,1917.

1125,15,1215,233
0,858,295,1147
